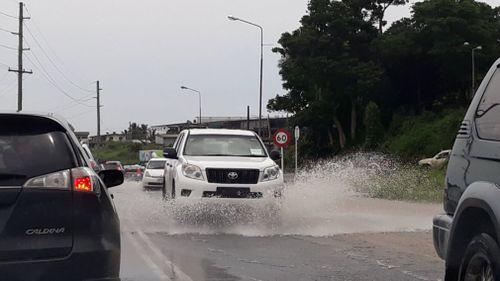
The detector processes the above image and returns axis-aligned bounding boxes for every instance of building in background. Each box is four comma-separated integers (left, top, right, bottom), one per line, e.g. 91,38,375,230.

151,116,288,146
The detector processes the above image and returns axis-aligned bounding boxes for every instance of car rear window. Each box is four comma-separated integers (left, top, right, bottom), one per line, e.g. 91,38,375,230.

104,163,119,169
147,160,166,169
0,132,76,186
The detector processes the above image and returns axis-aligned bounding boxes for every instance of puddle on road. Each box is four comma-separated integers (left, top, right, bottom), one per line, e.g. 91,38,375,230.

114,153,440,237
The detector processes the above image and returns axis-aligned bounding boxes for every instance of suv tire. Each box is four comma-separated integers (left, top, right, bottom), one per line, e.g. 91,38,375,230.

171,180,176,199
459,233,500,281
161,181,168,200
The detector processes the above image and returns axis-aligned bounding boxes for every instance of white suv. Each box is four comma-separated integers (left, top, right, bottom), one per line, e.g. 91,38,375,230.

161,129,283,200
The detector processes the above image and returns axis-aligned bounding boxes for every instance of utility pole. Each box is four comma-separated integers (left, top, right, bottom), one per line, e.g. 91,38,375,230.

8,2,32,112
96,81,102,145
247,106,250,130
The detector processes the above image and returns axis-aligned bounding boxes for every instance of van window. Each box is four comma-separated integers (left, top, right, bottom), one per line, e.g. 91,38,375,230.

476,69,500,141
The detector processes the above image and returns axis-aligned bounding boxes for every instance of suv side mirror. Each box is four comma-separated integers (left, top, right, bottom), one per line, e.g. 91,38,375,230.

163,148,178,159
270,150,281,161
98,169,124,188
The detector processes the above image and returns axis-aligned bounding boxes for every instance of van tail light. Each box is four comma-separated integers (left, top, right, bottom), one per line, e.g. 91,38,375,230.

23,167,98,193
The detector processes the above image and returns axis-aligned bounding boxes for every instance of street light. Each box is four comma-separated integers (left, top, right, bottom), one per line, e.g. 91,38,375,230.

464,42,482,99
180,86,202,126
228,15,264,136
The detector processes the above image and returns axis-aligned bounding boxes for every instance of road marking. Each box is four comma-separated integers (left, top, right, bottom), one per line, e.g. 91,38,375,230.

136,229,194,281
125,232,171,281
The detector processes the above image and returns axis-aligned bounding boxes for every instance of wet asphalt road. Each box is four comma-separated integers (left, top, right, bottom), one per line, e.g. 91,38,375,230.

113,181,444,281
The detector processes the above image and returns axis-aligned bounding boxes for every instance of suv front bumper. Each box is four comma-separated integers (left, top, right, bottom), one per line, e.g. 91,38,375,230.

433,214,453,260
176,175,284,199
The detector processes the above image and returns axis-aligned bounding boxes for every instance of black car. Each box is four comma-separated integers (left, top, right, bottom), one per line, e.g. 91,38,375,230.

0,113,123,281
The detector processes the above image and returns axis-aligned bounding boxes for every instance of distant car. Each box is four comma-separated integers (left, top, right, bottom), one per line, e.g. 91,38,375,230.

0,112,123,280
124,164,144,181
142,158,167,189
104,161,124,172
418,149,451,169
81,143,100,172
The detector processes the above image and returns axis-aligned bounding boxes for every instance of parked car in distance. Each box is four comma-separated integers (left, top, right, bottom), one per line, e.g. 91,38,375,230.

104,161,124,172
0,112,123,281
124,164,144,181
162,129,283,200
433,58,500,280
81,143,100,172
142,158,167,189
418,149,451,169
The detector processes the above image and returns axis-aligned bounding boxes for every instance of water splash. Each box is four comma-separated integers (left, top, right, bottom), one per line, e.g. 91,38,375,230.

115,153,440,237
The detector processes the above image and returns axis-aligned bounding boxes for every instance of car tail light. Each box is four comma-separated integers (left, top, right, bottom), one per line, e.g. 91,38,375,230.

23,167,99,193
136,168,141,174
71,167,98,193
24,170,71,189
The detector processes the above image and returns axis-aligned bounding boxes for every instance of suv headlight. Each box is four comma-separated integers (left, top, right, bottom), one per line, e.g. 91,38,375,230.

182,164,204,181
262,165,280,182
145,171,151,177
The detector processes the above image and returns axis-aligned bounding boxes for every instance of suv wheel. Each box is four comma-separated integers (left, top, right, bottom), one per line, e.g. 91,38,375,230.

459,234,500,281
171,180,176,199
161,181,168,200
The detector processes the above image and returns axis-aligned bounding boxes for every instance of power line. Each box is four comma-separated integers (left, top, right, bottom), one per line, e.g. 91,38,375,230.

0,11,17,19
0,43,17,51
23,6,93,93
23,23,93,93
0,61,10,68
47,95,95,112
25,52,93,107
65,108,95,120
0,27,14,33
0,77,19,98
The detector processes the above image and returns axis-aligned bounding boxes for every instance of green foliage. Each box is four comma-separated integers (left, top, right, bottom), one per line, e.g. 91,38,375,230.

92,142,162,165
382,109,465,158
268,0,500,158
364,102,384,148
354,166,445,202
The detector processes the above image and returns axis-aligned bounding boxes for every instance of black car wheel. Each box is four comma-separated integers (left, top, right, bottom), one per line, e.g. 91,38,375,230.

459,234,500,281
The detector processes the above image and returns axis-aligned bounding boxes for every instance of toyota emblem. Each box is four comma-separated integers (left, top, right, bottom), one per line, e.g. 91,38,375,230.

227,172,239,180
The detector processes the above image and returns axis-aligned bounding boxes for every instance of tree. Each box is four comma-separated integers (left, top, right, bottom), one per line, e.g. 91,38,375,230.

369,0,409,34
125,122,149,141
364,101,384,148
376,0,500,113
269,0,382,150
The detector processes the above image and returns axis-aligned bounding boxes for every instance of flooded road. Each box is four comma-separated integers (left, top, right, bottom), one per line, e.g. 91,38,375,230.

114,167,444,281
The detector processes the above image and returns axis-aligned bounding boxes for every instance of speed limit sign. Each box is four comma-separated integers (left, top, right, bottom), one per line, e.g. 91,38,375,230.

273,129,291,148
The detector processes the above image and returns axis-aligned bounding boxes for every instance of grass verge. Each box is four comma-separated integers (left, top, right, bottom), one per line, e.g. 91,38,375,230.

353,166,445,203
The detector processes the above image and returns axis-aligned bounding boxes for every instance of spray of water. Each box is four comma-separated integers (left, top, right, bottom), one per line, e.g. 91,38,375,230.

115,153,440,237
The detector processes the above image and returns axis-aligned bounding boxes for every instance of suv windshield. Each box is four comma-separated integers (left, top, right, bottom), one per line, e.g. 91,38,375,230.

184,135,267,157
147,161,165,169
0,132,74,186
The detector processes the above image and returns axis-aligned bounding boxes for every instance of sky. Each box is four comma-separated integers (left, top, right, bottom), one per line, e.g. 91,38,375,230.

0,0,498,135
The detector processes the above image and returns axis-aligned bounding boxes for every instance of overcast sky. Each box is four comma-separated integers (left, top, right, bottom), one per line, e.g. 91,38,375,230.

0,0,497,135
